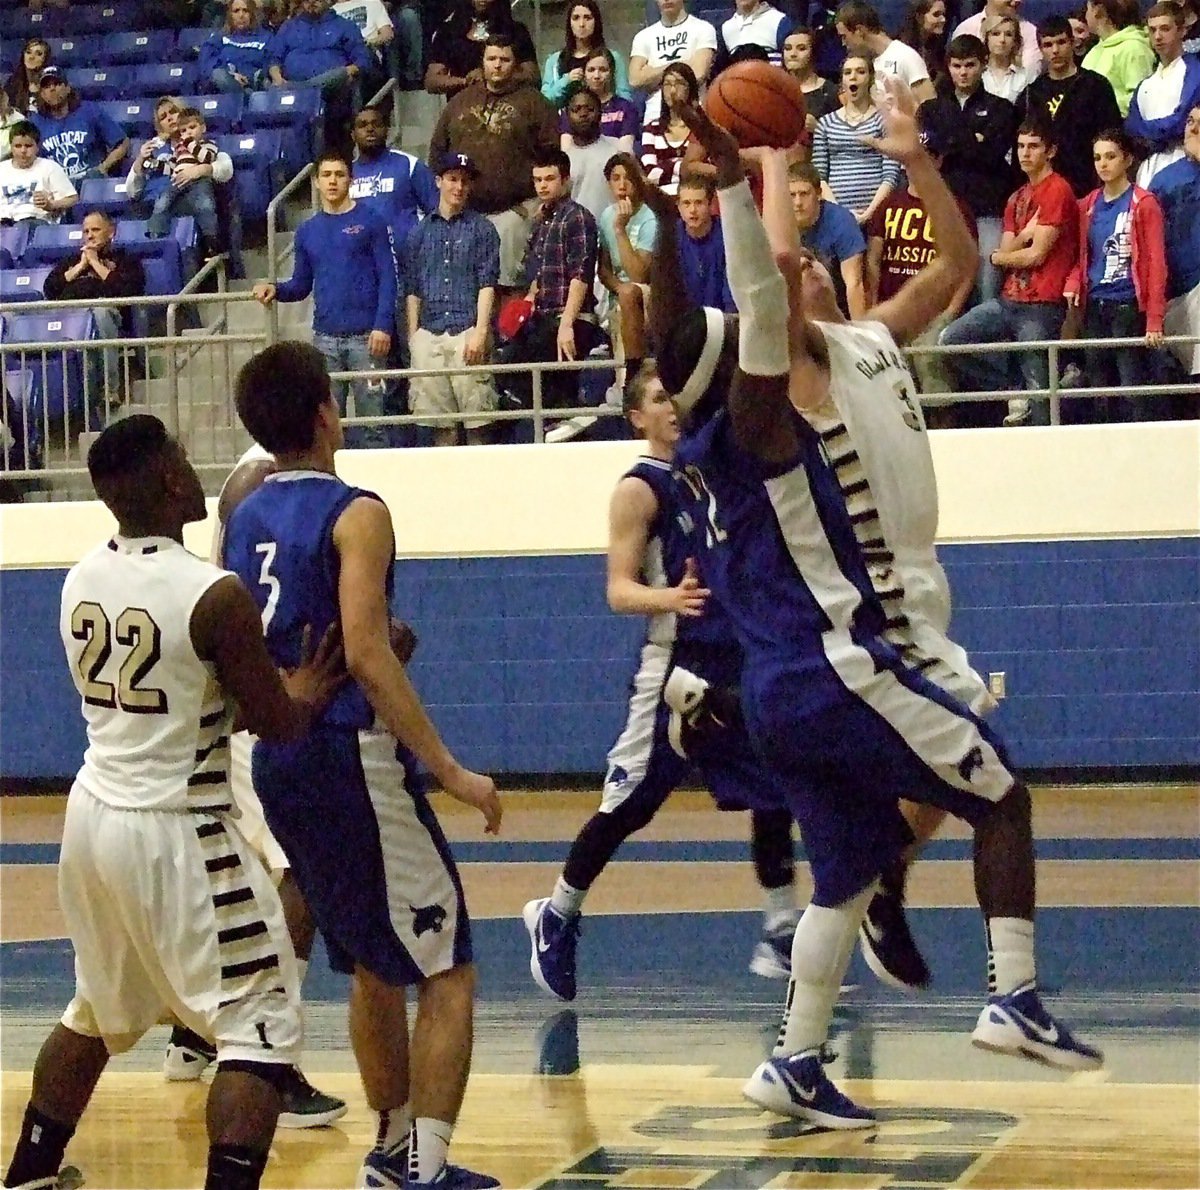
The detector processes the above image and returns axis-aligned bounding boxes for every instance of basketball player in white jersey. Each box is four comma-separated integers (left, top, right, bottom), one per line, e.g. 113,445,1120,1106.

3,415,345,1190
161,442,349,1129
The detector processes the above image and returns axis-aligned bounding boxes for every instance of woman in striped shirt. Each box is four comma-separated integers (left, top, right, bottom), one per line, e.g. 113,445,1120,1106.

639,62,700,195
811,54,901,224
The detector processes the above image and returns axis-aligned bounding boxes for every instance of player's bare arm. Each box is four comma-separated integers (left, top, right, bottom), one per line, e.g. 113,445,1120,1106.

334,495,501,833
216,458,275,527
607,477,710,617
861,77,979,346
191,575,344,741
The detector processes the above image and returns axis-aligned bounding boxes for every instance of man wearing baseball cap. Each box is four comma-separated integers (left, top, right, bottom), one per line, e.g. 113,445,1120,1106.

31,66,129,185
402,152,502,446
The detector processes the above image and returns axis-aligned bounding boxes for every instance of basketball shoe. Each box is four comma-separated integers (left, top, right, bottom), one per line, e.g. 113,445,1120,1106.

859,884,930,992
523,898,580,1002
972,982,1104,1071
357,1144,407,1188
162,1025,216,1081
277,1067,348,1128
662,667,744,760
743,1049,875,1129
406,1164,502,1189
6,1167,84,1190
749,919,796,979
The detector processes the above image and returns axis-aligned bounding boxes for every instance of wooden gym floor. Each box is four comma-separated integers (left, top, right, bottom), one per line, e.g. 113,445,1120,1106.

1,785,1198,1189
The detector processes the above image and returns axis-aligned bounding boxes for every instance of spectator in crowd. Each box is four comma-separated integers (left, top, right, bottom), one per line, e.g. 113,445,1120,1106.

428,35,559,288
501,148,600,415
1070,6,1099,60
922,33,1018,302
1127,2,1200,186
1018,17,1122,197
405,152,500,446
268,0,372,140
31,68,129,186
198,0,272,93
563,49,638,155
1,91,26,163
1148,101,1200,378
1081,0,1155,115
675,168,735,310
982,13,1033,101
812,55,901,224
867,150,978,396
562,85,624,221
425,0,537,99
43,210,145,399
542,1,631,108
720,0,795,68
4,39,50,117
782,27,842,129
349,104,437,264
252,150,395,446
0,120,77,228
640,62,700,195
1064,127,1168,420
899,0,950,88
953,0,1042,74
629,0,718,126
940,120,1079,426
835,0,936,102
1181,0,1200,53
333,0,394,101
789,159,868,316
597,151,657,378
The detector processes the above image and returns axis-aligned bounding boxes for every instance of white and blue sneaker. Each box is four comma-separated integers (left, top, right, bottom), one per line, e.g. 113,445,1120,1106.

749,921,795,979
356,1145,407,1188
972,982,1104,1071
742,1049,875,1129
407,1165,501,1189
523,898,581,1002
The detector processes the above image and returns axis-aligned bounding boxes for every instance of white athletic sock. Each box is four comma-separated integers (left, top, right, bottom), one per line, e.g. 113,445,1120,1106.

408,1117,453,1184
765,886,798,931
774,885,875,1057
373,1104,411,1154
550,876,585,919
986,917,1035,996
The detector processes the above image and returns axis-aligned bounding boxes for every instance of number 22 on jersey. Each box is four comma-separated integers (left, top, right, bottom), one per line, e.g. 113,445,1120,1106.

69,601,169,714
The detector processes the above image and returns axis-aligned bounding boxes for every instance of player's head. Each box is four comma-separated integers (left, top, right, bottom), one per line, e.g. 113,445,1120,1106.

656,306,738,430
235,341,344,456
87,414,206,530
622,360,680,447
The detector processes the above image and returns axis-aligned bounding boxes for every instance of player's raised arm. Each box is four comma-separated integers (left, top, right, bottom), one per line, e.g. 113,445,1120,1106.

861,77,979,345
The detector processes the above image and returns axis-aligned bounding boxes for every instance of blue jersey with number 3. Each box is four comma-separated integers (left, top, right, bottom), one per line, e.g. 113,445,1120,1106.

224,469,390,730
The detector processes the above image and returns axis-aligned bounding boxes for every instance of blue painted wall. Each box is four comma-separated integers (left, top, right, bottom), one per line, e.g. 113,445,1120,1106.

2,536,1197,780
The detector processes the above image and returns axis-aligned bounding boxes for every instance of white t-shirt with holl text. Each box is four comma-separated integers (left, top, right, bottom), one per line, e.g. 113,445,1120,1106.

631,13,718,123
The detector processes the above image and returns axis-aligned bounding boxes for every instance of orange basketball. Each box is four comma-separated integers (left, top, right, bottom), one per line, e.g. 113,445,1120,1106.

705,60,808,150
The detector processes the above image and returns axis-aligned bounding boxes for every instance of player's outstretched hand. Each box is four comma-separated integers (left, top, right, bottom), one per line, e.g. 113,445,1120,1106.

285,621,347,713
670,556,711,617
444,765,502,834
676,101,745,189
389,617,418,666
859,75,923,167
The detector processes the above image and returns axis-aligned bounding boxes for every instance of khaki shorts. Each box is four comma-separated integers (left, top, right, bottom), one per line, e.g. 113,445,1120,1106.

1164,280,1200,375
409,327,496,429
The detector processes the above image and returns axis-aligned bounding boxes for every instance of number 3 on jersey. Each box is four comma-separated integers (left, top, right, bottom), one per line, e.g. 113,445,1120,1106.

255,541,281,631
70,602,168,714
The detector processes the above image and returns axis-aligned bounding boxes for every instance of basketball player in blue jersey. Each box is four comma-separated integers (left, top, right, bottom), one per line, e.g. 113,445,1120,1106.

225,341,502,1190
643,82,1102,1127
3,416,346,1190
521,366,800,1004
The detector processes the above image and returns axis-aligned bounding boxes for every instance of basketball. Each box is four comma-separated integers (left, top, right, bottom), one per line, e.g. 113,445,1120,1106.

705,60,808,149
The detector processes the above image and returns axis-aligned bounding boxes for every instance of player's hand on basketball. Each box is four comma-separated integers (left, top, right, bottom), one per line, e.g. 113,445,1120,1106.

859,75,922,165
677,101,744,188
671,556,711,617
388,617,418,665
444,765,502,834
285,621,347,712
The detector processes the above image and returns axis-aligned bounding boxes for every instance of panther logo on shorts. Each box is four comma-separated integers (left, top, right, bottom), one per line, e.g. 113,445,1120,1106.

410,903,448,937
956,745,984,782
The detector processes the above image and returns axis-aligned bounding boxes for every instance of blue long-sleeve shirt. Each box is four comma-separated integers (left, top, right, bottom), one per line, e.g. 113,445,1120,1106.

198,29,273,79
268,10,371,82
276,203,396,335
350,148,438,263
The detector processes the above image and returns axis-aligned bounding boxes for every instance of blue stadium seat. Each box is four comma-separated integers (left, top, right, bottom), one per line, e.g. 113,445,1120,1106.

73,2,145,34
129,62,199,97
179,93,244,134
4,310,96,421
0,225,32,268
8,7,67,37
96,98,160,140
77,175,136,218
23,223,88,266
177,27,212,60
66,66,142,101
96,29,176,67
114,217,193,291
140,255,179,296
0,267,54,303
244,88,322,178
216,130,283,219
44,35,104,68
0,46,18,78
0,249,13,270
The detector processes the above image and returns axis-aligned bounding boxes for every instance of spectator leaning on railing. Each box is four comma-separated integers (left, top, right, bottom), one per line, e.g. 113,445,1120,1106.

31,68,129,185
198,0,273,94
0,120,77,228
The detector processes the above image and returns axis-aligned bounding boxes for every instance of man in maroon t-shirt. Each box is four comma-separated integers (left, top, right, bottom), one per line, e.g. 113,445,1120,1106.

867,179,977,399
939,120,1079,426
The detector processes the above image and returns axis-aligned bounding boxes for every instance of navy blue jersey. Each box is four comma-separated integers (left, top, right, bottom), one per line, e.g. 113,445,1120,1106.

224,470,392,730
626,455,732,651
